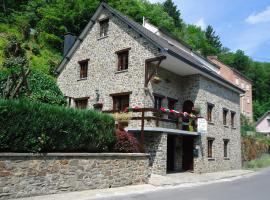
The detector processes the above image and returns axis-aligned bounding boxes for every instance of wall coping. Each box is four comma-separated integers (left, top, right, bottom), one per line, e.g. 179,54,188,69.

0,153,150,158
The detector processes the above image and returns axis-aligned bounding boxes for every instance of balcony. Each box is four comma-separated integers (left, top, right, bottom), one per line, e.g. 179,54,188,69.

103,107,199,134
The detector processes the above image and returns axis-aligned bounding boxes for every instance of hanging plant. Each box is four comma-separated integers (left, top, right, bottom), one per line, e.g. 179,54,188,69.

152,75,162,84
151,66,162,84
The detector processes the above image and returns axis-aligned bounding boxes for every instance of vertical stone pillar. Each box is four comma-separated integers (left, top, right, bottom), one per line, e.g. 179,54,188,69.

144,132,167,175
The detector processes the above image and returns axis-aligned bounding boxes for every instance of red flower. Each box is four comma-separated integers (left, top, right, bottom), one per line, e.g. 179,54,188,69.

123,107,128,113
160,107,166,112
169,109,174,113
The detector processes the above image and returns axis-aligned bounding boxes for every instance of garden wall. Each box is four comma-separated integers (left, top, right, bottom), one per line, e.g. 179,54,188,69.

0,153,149,199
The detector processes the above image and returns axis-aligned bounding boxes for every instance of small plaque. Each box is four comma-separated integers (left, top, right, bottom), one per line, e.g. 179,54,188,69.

197,118,207,134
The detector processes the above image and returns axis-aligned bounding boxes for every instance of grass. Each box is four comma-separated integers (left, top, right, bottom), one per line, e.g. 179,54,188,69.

244,154,270,170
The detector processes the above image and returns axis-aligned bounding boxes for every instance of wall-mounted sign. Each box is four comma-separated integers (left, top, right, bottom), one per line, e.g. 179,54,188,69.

197,118,207,134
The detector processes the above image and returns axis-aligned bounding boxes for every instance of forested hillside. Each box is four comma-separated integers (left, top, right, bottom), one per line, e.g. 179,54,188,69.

0,0,269,121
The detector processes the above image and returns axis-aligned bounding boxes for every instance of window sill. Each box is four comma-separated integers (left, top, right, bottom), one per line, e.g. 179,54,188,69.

97,35,108,40
224,157,230,160
115,69,128,74
208,121,215,125
223,125,229,128
231,127,237,130
208,158,215,161
77,78,87,81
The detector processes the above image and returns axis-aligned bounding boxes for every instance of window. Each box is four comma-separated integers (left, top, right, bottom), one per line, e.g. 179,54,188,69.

241,82,244,89
235,78,239,85
153,94,164,110
267,119,270,127
75,98,88,109
116,49,130,71
207,103,214,122
168,97,178,119
99,19,109,37
207,138,214,158
79,60,88,79
168,98,177,110
223,108,228,126
112,94,130,111
246,84,249,91
247,98,250,104
231,111,235,128
224,139,229,158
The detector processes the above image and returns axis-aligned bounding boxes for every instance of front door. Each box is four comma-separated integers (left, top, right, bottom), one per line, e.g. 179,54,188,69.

182,136,194,171
167,135,175,172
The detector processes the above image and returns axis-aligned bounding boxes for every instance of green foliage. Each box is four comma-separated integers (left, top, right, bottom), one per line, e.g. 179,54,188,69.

163,0,183,29
244,154,270,169
0,99,116,153
204,25,222,56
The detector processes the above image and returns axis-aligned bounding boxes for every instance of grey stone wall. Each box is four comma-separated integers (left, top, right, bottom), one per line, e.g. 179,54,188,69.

144,133,167,175
0,153,149,199
193,76,241,173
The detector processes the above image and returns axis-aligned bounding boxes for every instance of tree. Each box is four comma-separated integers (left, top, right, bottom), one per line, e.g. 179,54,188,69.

204,25,222,55
163,0,183,29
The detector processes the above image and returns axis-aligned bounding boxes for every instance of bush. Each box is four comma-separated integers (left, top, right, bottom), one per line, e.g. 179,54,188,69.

0,99,116,153
245,154,270,169
114,130,141,153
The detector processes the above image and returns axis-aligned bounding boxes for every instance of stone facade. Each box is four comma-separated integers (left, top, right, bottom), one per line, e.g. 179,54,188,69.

0,153,149,199
57,4,242,176
57,9,160,110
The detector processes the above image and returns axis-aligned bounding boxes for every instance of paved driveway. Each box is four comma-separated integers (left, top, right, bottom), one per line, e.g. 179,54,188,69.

103,167,270,200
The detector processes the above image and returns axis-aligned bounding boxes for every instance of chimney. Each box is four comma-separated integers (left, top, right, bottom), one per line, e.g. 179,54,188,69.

63,33,77,57
207,55,218,60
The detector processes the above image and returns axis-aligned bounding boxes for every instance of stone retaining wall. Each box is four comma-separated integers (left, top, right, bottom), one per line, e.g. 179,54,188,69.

0,153,149,199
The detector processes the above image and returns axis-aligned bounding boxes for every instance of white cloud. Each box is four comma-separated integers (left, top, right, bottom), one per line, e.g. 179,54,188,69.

246,6,270,24
194,18,206,30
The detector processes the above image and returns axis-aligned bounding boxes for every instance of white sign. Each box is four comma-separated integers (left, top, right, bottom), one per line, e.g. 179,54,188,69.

197,118,207,134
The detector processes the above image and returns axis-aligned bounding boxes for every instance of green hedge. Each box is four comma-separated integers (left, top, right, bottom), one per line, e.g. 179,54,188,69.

0,99,116,153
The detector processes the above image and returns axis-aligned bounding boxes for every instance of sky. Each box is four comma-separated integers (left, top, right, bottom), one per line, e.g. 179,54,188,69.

149,0,270,62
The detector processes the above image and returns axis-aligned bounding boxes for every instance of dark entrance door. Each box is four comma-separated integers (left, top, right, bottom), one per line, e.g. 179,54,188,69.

182,136,194,171
167,135,175,172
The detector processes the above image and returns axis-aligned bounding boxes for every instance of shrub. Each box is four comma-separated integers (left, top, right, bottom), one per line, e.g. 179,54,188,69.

114,130,141,153
0,99,116,153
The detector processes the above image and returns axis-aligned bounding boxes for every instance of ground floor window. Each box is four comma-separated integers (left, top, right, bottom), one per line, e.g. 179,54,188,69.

224,139,229,158
207,138,214,158
112,94,130,111
75,98,88,109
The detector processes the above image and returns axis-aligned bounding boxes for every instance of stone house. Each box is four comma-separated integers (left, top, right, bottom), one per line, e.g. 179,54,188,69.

56,2,244,175
255,111,270,137
208,56,253,122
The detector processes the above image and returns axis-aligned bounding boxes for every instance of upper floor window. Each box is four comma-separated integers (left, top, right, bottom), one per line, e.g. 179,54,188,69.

78,59,89,79
246,84,250,91
167,98,177,110
116,48,130,71
241,83,245,89
223,108,228,126
207,103,214,122
247,98,250,104
235,78,239,85
111,93,130,112
168,97,178,120
207,137,214,158
231,111,236,128
75,98,88,109
100,18,109,37
153,94,164,110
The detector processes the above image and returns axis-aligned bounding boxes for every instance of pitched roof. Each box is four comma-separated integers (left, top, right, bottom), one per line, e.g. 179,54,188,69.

255,111,270,127
56,2,244,94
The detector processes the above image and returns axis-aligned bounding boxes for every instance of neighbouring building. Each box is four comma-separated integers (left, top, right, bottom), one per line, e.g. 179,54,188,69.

255,111,270,137
56,2,244,175
207,56,253,122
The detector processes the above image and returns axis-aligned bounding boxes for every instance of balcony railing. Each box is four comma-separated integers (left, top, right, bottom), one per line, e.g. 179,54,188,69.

103,107,198,132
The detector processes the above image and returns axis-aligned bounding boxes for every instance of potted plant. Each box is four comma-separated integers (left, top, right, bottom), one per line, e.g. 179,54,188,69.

112,112,132,128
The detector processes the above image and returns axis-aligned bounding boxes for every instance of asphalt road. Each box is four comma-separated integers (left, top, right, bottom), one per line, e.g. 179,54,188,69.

101,168,270,200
